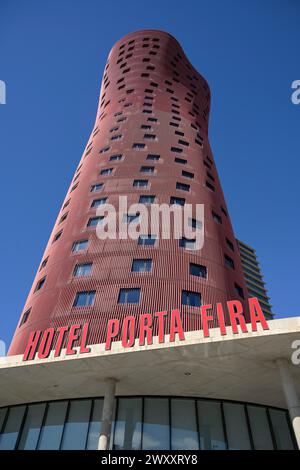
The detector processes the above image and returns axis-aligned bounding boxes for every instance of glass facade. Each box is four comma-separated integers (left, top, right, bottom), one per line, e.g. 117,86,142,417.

0,397,295,450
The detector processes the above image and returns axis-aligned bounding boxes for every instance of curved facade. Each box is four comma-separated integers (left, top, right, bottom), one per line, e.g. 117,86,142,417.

9,29,249,355
0,396,296,450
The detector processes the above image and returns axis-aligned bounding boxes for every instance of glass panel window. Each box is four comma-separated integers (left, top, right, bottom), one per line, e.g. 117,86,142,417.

147,154,160,161
223,403,251,450
139,195,155,204
182,170,194,179
171,399,199,450
179,237,197,250
188,218,202,229
61,400,92,450
113,398,142,450
0,406,25,450
132,259,152,272
182,290,201,307
133,179,148,188
143,398,170,450
72,239,88,252
87,216,104,227
18,403,46,450
100,168,113,175
197,400,226,450
269,409,294,449
73,263,92,277
38,401,68,450
110,154,122,161
176,182,190,192
190,263,207,278
118,288,140,304
170,196,185,206
86,399,104,450
123,213,140,223
90,183,103,192
73,290,96,307
138,235,156,246
140,166,154,173
91,198,107,208
247,405,274,450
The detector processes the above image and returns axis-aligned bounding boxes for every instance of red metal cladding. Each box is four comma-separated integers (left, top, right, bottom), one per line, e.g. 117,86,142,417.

9,30,249,355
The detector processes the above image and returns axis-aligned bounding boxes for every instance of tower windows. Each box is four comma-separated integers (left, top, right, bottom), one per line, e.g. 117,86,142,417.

73,263,93,277
147,154,160,161
91,198,107,208
138,235,156,246
224,254,235,269
118,288,141,304
179,238,197,250
140,166,154,173
206,181,215,192
176,182,190,192
133,179,148,188
170,196,185,206
133,143,146,150
35,277,46,292
131,259,152,272
73,291,95,307
234,283,244,299
19,308,31,327
100,168,113,176
87,216,104,227
182,170,194,179
182,290,201,307
189,263,207,279
91,183,103,192
212,211,222,224
72,240,88,252
175,157,187,165
139,195,155,204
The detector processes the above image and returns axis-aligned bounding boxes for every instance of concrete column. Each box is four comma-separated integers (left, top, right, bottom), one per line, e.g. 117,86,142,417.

276,358,300,449
98,377,117,450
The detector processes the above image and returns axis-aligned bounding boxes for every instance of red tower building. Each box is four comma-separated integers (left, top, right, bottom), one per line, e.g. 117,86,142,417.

9,30,249,356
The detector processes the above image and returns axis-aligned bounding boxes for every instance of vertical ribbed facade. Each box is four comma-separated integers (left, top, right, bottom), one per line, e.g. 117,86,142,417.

9,30,249,355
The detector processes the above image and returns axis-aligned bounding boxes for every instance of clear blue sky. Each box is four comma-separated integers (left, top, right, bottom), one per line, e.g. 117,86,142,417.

0,0,299,347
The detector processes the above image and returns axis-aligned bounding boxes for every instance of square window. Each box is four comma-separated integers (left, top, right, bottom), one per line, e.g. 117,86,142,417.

170,196,185,206
72,240,88,252
73,263,92,277
91,198,107,208
91,183,103,192
139,195,155,204
182,290,201,307
138,235,156,246
73,290,95,307
133,179,148,188
87,216,104,227
118,288,141,304
132,259,152,272
190,263,207,278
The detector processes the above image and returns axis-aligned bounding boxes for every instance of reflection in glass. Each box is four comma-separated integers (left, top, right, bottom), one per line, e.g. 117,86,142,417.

223,403,251,449
0,408,7,434
18,403,46,450
197,400,226,450
171,399,199,450
143,398,169,450
247,405,273,449
269,409,294,449
0,406,25,450
86,399,103,450
37,401,68,449
114,398,142,450
61,400,91,449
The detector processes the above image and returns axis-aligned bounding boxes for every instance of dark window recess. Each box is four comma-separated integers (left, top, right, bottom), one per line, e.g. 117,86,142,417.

72,240,88,252
133,143,146,149
171,147,183,153
206,181,215,192
59,213,68,224
73,290,95,307
91,183,103,192
140,166,154,173
148,117,157,122
178,139,189,147
175,157,187,165
110,154,122,161
141,125,152,130
20,308,31,327
73,263,92,277
133,179,148,187
179,238,197,249
190,263,207,279
189,218,202,229
170,122,179,127
39,257,49,271
132,259,152,272
176,182,190,192
170,196,185,206
118,288,141,304
182,290,201,307
175,131,184,136
100,168,113,175
203,160,211,169
138,235,156,246
144,134,156,140
207,171,215,181
53,231,62,242
225,254,235,269
91,198,107,208
139,195,155,204
226,238,235,251
235,283,244,299
221,206,228,217
35,277,46,292
62,199,70,210
99,146,110,154
87,216,104,227
182,170,194,179
212,211,222,224
147,154,160,161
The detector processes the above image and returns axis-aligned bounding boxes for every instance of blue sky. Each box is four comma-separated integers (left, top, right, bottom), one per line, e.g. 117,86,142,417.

0,0,299,347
